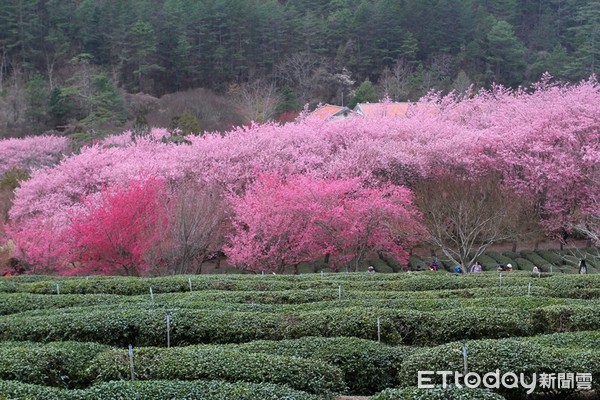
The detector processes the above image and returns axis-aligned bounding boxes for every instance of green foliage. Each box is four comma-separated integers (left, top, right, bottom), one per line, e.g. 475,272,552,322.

398,338,597,398
536,250,562,266
513,257,534,270
169,111,201,136
88,346,346,395
372,386,506,400
474,255,497,271
0,167,30,189
523,330,600,351
529,305,600,333
0,341,107,388
25,74,50,130
0,379,321,400
82,73,126,126
276,85,301,114
349,78,377,108
48,87,77,127
230,336,412,395
520,250,551,269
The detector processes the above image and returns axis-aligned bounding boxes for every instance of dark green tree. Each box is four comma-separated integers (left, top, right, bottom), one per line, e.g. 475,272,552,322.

348,78,376,108
276,85,301,114
25,74,49,131
486,20,526,85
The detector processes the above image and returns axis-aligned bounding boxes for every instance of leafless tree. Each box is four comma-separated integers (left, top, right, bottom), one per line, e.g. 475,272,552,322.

234,79,279,122
377,58,414,101
161,179,229,275
414,173,539,270
275,52,339,105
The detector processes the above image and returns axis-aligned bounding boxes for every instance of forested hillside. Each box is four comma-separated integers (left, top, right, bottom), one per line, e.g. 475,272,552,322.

0,0,598,136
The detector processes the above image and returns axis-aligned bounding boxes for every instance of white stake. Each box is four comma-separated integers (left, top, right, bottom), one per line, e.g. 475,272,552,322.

338,285,341,300
56,283,60,295
528,282,532,296
463,344,468,375
188,277,192,292
150,287,154,304
128,344,135,380
166,314,171,348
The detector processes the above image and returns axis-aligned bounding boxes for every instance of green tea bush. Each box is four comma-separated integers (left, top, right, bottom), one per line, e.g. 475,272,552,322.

87,346,346,395
536,250,562,266
502,251,520,260
513,257,535,271
0,379,321,400
371,386,506,400
398,339,588,399
486,252,515,268
529,305,600,333
523,330,600,350
0,341,107,388
474,255,497,271
73,380,322,400
229,336,412,395
520,251,551,269
0,305,536,347
0,379,62,399
538,275,600,298
0,293,142,315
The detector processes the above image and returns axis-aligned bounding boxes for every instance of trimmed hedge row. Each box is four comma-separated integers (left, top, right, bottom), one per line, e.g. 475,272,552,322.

0,272,579,295
5,286,600,316
522,330,600,350
0,293,143,315
227,336,412,395
0,379,321,400
398,338,600,398
0,341,107,388
88,346,346,396
0,305,546,346
371,387,506,400
0,336,502,396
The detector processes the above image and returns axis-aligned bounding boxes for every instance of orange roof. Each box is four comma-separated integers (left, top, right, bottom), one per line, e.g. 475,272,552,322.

354,102,413,117
311,104,353,120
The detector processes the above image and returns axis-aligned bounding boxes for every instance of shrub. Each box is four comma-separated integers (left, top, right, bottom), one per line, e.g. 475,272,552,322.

475,255,497,271
229,336,412,395
0,305,535,347
87,346,346,395
0,380,62,399
529,305,600,333
409,255,426,270
513,257,534,271
0,341,107,388
520,251,551,270
0,293,141,315
536,250,562,266
398,339,589,399
371,386,506,400
485,252,515,268
0,379,321,400
523,330,600,350
72,380,322,400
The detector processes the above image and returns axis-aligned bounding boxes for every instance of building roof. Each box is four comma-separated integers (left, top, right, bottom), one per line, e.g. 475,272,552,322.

353,102,413,118
311,104,355,120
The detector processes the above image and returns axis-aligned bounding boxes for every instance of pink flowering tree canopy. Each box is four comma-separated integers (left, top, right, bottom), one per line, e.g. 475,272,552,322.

225,174,424,272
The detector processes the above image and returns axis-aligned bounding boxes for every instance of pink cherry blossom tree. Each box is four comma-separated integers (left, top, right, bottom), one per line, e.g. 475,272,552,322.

225,174,424,272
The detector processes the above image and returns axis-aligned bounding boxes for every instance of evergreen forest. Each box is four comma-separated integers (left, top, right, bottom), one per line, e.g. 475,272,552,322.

0,0,598,136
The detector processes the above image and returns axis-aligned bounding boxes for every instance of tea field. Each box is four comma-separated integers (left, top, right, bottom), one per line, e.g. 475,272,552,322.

0,271,598,399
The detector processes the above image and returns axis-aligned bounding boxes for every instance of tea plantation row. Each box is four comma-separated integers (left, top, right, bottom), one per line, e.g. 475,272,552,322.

0,272,598,399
